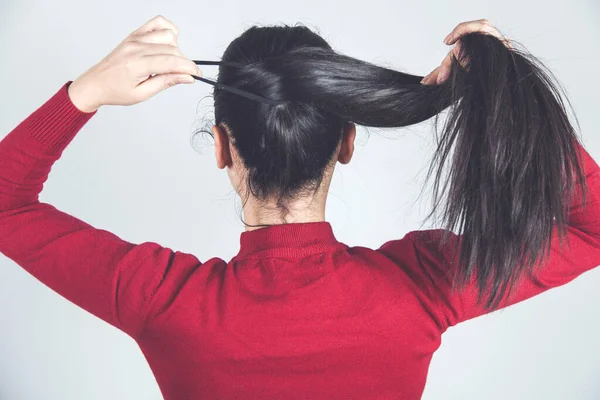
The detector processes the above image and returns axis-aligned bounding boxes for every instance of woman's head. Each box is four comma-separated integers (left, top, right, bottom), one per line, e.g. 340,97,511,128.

200,24,588,310
208,24,446,219
210,25,356,217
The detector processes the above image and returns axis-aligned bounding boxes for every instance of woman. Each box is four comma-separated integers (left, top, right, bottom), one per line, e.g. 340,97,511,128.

1,15,598,400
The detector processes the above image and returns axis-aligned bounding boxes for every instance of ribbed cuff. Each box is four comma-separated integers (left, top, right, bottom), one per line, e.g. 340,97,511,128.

26,81,97,153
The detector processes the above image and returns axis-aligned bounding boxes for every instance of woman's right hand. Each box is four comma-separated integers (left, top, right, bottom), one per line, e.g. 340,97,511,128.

68,15,203,113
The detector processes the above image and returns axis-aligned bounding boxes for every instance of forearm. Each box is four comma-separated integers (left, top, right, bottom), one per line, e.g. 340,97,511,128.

0,82,96,212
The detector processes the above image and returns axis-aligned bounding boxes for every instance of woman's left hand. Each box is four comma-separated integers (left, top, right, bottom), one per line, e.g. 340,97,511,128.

421,18,511,85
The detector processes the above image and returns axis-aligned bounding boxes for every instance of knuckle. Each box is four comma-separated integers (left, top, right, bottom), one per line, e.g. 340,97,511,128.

122,41,139,52
154,14,178,35
164,75,178,87
165,29,177,44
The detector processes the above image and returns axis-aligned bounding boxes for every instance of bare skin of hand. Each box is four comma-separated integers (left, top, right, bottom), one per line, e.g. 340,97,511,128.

68,15,203,113
421,19,512,85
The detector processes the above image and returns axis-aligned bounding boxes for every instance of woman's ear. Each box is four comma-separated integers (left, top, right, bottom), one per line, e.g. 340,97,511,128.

337,122,356,165
212,124,232,169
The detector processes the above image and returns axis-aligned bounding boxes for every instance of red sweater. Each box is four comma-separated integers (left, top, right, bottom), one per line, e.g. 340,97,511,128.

2,82,600,400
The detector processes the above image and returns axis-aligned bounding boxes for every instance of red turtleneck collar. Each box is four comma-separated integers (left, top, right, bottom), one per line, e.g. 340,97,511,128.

235,221,347,260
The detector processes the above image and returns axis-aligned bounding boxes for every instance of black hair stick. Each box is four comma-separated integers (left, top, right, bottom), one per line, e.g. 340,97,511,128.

192,60,283,106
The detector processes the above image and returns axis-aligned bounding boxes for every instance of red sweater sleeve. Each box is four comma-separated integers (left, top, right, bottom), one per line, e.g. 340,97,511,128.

379,141,600,332
0,82,200,338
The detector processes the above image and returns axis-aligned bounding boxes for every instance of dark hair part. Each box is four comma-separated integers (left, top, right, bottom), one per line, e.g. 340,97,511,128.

202,24,588,310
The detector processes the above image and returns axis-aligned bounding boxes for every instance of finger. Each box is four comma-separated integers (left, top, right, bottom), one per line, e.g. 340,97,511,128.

132,15,179,39
421,65,442,85
138,54,202,78
443,19,483,43
440,50,454,70
443,41,470,69
420,71,432,84
136,73,195,100
436,65,450,84
132,43,196,71
435,46,467,84
445,21,512,50
135,43,186,58
431,66,445,85
451,40,463,59
444,19,503,45
132,29,178,46
422,41,468,85
437,44,459,71
444,19,491,44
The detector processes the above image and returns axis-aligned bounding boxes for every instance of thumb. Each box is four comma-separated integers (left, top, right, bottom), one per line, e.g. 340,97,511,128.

136,73,195,100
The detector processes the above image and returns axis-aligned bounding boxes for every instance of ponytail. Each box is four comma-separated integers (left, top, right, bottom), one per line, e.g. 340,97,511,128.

417,33,588,309
212,28,588,309
269,32,587,309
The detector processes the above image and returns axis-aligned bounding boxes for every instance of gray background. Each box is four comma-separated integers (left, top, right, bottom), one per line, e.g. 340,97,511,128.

0,1,598,399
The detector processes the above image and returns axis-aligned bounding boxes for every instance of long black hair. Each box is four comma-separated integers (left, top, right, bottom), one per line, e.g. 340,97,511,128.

195,24,589,310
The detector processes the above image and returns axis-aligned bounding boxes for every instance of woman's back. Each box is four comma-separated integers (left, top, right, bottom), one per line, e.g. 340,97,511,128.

115,219,600,399
136,222,436,399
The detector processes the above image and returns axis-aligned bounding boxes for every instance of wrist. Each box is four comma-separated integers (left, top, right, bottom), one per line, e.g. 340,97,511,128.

67,77,102,113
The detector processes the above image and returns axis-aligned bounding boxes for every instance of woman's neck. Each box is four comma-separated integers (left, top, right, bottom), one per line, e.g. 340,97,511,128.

241,195,327,231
